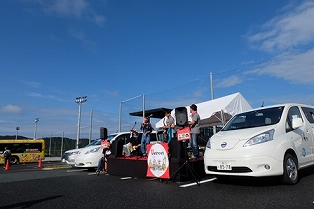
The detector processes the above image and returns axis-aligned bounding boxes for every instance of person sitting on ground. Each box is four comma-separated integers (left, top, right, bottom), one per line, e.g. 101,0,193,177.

123,130,141,157
96,139,111,175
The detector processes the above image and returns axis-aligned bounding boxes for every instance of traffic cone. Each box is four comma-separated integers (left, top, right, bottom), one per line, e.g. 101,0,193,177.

4,160,10,171
38,157,42,168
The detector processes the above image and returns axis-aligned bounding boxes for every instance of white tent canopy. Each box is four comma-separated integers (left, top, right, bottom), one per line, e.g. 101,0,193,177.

155,92,252,128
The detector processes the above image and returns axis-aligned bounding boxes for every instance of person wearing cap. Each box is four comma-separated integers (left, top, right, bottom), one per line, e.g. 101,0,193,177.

188,104,200,158
123,130,141,157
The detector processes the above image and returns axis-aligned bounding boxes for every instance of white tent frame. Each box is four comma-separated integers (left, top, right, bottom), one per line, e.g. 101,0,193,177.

155,92,252,128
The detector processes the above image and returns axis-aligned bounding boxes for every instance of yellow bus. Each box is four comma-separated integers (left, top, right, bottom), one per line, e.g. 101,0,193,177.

0,139,45,164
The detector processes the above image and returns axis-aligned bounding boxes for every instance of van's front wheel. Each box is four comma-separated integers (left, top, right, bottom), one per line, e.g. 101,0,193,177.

282,153,298,185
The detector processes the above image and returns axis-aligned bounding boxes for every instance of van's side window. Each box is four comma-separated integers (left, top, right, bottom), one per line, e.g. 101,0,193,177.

286,106,303,133
301,107,314,123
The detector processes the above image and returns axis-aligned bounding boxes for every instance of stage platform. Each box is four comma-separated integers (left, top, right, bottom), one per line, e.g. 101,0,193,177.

107,156,206,182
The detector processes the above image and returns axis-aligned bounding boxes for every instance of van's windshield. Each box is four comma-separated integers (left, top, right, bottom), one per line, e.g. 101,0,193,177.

221,106,284,131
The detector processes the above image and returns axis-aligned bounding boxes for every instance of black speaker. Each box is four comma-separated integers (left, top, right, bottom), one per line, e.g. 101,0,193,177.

100,127,107,139
175,107,188,126
110,140,124,157
169,139,186,159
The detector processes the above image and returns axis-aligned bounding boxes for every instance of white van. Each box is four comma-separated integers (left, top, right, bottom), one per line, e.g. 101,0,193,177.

204,103,314,184
74,131,161,170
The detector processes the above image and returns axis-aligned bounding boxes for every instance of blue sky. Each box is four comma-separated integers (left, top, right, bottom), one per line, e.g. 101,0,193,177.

1,0,314,140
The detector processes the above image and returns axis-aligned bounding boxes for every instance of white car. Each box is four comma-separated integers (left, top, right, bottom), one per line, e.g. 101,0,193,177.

61,139,100,165
74,131,161,169
204,103,314,184
74,132,131,169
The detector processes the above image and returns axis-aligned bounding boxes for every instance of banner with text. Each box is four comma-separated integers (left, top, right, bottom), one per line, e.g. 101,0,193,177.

146,143,170,179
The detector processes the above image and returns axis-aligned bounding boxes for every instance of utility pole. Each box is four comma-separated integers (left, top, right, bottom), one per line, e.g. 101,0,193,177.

75,96,87,149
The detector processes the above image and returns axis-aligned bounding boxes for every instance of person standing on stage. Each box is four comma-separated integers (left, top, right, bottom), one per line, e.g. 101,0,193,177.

188,104,200,158
163,110,176,143
140,117,153,157
163,110,176,159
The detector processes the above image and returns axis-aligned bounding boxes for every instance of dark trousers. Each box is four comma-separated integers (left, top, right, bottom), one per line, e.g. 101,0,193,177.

97,157,104,171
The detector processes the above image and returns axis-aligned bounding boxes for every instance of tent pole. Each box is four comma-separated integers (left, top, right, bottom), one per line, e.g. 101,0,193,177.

210,72,217,134
142,94,145,120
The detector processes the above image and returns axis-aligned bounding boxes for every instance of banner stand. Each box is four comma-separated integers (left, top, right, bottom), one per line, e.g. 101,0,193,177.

166,127,200,185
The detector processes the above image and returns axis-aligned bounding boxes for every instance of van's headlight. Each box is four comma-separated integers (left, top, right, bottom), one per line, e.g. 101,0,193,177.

243,129,275,147
206,138,211,149
85,147,101,154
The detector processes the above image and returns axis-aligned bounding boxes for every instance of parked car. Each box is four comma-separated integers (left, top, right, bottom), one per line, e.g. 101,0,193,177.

61,139,100,165
204,103,314,184
74,131,161,170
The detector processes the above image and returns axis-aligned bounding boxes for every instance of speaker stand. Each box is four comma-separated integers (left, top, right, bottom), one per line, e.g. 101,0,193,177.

166,141,200,186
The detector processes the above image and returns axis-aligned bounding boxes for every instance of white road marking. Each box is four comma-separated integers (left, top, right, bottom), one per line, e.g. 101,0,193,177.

120,177,133,180
67,169,87,173
179,177,217,188
42,168,54,171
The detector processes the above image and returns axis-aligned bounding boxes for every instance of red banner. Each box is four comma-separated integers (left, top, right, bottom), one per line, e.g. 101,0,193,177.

146,143,170,179
176,126,191,141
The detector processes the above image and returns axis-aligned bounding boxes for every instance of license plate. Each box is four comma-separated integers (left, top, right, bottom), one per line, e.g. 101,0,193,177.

217,162,232,170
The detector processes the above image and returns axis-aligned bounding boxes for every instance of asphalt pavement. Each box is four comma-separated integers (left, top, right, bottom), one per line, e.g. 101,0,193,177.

1,160,314,208
1,166,314,208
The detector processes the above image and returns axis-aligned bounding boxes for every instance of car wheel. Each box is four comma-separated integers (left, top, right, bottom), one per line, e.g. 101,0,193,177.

10,156,19,165
282,153,298,185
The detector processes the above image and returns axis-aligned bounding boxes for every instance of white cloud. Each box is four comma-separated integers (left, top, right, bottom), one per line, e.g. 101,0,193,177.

244,1,314,85
2,105,22,114
27,92,64,101
216,75,242,88
24,81,41,88
68,27,97,51
246,0,314,53
92,12,106,26
32,0,105,26
42,0,89,17
248,48,314,84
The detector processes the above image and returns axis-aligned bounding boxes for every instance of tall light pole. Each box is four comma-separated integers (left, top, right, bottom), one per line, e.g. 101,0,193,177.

34,118,39,140
75,96,87,149
16,127,20,140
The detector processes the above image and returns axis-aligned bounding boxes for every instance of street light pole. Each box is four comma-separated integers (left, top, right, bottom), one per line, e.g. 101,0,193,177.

34,118,39,140
16,127,20,140
75,96,87,149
